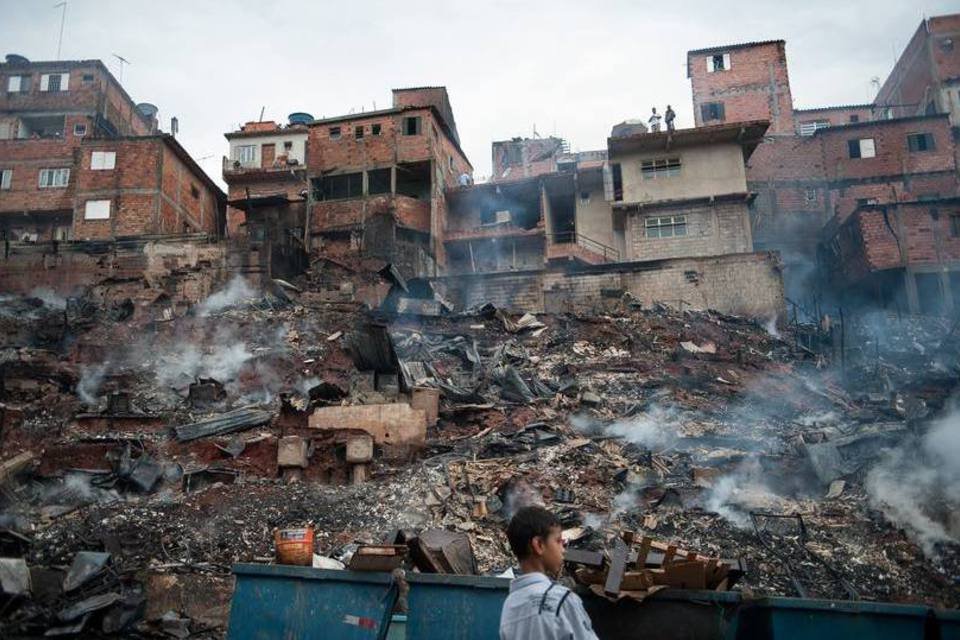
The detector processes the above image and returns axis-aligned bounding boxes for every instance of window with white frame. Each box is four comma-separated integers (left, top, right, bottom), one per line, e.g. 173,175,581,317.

798,120,830,136
38,168,70,188
645,215,687,238
641,157,681,179
847,138,876,159
84,200,111,220
40,73,69,92
91,151,116,170
707,53,731,72
74,123,87,136
0,169,11,190
235,144,256,165
7,75,31,93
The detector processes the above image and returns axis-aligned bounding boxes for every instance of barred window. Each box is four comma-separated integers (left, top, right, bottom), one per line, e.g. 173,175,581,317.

645,215,687,238
640,157,681,179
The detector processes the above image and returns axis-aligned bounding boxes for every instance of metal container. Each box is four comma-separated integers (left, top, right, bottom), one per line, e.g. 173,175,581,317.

227,565,397,640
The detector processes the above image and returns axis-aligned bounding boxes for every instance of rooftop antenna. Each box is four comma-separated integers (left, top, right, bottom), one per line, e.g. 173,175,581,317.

112,54,130,82
54,2,67,59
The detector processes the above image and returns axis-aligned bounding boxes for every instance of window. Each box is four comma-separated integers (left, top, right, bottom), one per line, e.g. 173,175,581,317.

235,145,256,165
856,198,879,207
645,215,687,238
0,123,10,139
38,168,70,188
847,138,876,159
191,184,200,199
641,157,681,179
355,126,364,139
580,191,590,202
700,102,725,122
40,73,69,92
316,172,363,200
90,151,116,170
907,133,935,153
368,168,391,195
804,188,817,204
329,126,341,140
0,169,11,190
707,53,731,72
283,140,293,150
82,73,95,83
84,200,111,220
798,120,830,136
73,123,87,136
849,115,860,123
403,116,421,136
7,75,31,93
951,215,960,238
372,123,382,136
448,156,454,172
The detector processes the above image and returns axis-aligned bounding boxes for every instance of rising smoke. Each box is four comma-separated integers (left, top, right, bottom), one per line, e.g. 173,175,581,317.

197,275,256,317
866,402,960,554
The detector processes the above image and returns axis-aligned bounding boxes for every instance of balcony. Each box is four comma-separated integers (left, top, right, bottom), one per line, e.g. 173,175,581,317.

444,221,545,243
222,155,306,181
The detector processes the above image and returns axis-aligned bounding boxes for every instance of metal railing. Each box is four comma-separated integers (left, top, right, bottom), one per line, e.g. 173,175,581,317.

549,232,621,262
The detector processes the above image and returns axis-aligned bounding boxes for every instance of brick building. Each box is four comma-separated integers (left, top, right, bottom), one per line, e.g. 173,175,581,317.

687,15,960,312
0,54,223,242
491,136,607,183
821,198,960,314
305,87,472,278
875,15,960,125
222,117,310,282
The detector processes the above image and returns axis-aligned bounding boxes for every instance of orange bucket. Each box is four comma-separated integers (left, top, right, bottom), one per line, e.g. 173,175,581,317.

274,526,314,566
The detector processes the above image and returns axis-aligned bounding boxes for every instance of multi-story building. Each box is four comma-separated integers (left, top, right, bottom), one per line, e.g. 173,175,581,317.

439,120,783,317
222,117,310,281
686,16,960,313
0,54,223,242
302,87,472,278
875,14,960,125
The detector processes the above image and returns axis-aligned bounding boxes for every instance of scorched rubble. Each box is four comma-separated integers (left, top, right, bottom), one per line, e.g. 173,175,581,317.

1,281,959,637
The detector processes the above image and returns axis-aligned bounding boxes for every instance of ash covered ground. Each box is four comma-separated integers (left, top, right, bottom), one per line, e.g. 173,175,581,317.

2,276,959,637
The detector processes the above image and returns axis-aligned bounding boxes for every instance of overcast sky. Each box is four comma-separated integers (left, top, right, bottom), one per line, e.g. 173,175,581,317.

2,0,954,187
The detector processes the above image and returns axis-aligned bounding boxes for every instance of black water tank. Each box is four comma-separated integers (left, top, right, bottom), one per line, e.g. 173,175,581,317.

5,54,30,64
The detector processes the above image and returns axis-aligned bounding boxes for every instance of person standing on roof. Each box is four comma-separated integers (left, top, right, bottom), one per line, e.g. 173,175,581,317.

499,506,599,640
665,105,676,132
648,107,662,133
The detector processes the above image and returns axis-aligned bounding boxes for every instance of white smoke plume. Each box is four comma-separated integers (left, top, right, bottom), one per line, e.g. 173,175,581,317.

77,362,108,405
704,456,782,528
197,276,256,317
30,287,67,310
866,405,960,554
571,404,682,451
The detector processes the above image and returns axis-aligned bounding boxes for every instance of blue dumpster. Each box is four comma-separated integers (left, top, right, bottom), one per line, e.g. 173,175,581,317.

737,597,933,640
227,564,958,640
405,572,510,640
227,564,398,640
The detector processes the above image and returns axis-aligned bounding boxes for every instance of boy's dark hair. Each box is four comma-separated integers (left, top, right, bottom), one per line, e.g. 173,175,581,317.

507,506,561,559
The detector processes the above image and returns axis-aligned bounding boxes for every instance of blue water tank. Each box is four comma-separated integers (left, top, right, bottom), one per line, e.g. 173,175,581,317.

288,112,314,126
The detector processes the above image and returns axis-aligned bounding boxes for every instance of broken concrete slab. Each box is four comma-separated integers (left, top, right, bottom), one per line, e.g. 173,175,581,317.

308,403,426,447
63,551,111,592
0,557,30,595
277,436,308,468
410,387,440,426
346,434,374,463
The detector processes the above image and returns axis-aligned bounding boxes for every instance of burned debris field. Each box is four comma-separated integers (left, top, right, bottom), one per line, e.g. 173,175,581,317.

1,272,959,636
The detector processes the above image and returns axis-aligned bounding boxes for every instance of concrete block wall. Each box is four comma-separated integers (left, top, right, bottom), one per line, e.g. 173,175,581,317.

437,252,784,318
626,200,752,261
